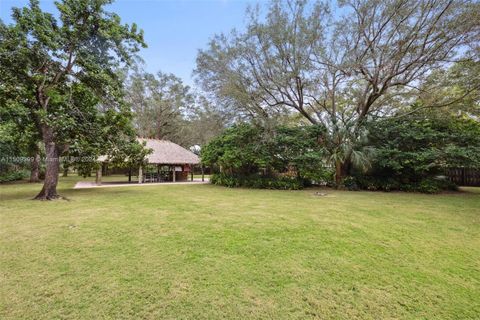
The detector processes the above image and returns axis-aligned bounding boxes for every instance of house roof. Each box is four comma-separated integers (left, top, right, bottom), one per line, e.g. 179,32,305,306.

139,138,200,165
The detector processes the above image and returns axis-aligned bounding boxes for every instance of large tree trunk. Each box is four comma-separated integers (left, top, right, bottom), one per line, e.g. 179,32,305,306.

29,148,40,183
334,160,349,188
34,128,60,200
335,160,343,187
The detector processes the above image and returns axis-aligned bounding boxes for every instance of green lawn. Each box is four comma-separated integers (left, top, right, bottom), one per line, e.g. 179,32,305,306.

1,177,479,319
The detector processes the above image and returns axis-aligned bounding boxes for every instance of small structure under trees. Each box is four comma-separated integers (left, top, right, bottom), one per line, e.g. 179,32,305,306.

96,138,200,185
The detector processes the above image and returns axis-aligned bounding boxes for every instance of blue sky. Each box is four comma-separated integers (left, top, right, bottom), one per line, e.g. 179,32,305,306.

0,0,257,86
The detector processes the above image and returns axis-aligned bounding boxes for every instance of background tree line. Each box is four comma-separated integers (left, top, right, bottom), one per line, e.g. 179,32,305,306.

124,66,228,148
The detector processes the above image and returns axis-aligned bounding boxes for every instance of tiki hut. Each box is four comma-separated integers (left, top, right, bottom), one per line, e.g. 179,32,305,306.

140,138,199,166
97,138,201,185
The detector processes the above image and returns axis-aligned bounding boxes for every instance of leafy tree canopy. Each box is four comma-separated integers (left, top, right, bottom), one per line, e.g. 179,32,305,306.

201,123,329,182
0,0,146,198
195,0,479,185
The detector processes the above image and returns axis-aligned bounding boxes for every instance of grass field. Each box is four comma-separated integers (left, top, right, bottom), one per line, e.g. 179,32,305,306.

1,177,479,319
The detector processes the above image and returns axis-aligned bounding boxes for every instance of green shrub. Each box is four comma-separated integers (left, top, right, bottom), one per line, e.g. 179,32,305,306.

201,123,329,185
345,175,457,193
361,114,480,192
342,176,360,191
0,170,29,183
211,173,304,190
416,177,458,194
416,179,441,194
354,176,401,192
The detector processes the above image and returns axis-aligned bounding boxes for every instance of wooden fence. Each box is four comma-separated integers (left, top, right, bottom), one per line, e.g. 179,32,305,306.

446,168,480,187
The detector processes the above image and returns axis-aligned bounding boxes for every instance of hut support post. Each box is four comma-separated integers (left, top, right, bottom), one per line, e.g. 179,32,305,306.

138,165,143,184
201,165,204,182
191,166,193,181
96,164,102,185
172,166,176,182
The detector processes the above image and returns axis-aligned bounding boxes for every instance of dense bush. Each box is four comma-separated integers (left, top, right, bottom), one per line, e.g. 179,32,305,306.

203,114,480,193
0,170,29,183
368,115,480,176
348,114,480,193
201,123,331,186
210,173,304,190
345,175,457,193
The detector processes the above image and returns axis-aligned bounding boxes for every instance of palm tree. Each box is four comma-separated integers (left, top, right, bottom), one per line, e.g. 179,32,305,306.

324,122,374,187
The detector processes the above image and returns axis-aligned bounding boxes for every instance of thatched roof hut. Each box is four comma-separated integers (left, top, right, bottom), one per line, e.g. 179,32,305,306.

139,138,200,165
96,138,202,185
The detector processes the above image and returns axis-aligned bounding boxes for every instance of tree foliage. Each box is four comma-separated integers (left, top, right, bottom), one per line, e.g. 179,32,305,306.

195,0,479,185
125,69,193,141
180,96,231,148
201,123,330,187
124,68,229,148
0,0,146,198
346,113,480,192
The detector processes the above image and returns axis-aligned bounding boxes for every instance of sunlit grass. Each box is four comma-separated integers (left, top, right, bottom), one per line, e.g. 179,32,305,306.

1,176,479,319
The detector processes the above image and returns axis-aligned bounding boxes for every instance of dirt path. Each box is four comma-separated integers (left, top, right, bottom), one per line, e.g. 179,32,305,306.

74,179,209,189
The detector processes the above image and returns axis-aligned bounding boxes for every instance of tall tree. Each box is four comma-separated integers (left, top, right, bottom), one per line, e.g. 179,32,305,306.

125,69,194,143
180,96,231,147
195,0,479,185
417,59,480,117
0,0,145,199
